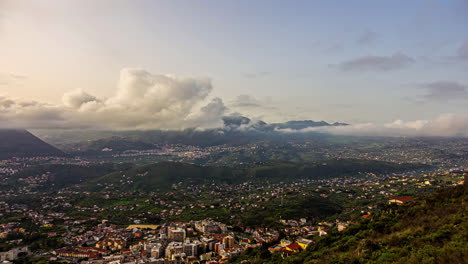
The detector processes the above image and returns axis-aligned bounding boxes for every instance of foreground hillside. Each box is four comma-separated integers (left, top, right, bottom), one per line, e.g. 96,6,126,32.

234,183,467,264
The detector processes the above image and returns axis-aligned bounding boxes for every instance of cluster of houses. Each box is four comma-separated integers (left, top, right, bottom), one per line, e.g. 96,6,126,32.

268,238,313,256
48,220,253,264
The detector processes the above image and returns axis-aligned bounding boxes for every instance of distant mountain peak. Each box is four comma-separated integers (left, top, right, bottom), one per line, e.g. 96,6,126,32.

221,116,348,131
0,129,63,159
269,120,348,130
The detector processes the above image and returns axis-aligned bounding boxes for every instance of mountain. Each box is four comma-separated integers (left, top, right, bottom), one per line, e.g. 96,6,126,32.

222,116,348,131
32,117,349,152
269,120,347,130
81,159,429,192
222,115,252,127
233,182,467,264
0,129,63,159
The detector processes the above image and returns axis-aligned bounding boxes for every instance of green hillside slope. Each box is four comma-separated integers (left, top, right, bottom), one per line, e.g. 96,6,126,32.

6,163,133,190
234,183,467,264
82,160,429,192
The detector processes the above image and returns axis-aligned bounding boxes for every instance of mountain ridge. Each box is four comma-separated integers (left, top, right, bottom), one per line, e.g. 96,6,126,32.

32,117,348,151
0,129,63,160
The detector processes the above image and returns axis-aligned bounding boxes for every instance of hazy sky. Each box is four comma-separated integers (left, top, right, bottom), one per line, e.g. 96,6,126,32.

1,0,468,128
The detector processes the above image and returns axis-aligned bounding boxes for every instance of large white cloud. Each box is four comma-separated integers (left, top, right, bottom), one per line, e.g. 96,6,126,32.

277,114,468,138
0,69,227,130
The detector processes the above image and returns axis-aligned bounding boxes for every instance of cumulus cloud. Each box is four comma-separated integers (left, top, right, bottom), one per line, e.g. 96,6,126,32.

0,69,227,130
417,81,468,102
277,114,468,138
62,89,100,109
338,52,414,71
0,96,67,128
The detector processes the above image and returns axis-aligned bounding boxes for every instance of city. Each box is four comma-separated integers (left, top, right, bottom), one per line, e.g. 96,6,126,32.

1,1,467,263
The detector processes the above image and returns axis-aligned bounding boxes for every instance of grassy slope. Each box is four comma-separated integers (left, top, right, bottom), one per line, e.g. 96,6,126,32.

236,183,467,264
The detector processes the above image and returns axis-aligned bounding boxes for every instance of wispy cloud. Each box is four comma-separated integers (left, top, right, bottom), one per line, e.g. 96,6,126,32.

0,73,27,85
230,94,263,108
243,71,271,79
337,52,414,71
356,30,379,45
457,40,468,60
417,81,468,102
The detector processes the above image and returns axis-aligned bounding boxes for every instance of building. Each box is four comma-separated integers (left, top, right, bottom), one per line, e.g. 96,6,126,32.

296,238,313,250
147,243,163,258
55,250,99,259
388,196,414,204
183,242,199,257
95,238,126,251
214,242,225,254
168,228,186,242
222,235,235,249
165,242,184,260
194,220,221,233
285,243,301,254
337,222,349,232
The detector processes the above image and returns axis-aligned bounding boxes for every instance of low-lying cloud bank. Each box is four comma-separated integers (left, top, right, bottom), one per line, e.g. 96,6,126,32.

1,69,468,138
0,69,226,130
276,114,468,138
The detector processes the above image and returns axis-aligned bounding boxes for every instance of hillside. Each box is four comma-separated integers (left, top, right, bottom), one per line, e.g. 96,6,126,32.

233,183,468,264
5,163,134,190
66,137,156,153
83,161,242,192
0,129,63,159
82,159,430,192
249,159,428,180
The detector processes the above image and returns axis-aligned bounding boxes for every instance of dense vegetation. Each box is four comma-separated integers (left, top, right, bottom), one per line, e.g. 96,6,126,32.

82,160,429,192
6,163,133,190
66,136,157,153
232,183,468,264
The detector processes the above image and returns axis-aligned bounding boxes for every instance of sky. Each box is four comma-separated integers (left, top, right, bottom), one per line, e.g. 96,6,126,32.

1,0,468,134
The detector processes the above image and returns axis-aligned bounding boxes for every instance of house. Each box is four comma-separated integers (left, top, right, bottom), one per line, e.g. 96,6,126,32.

296,238,313,250
388,196,414,204
285,243,301,254
268,245,283,253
